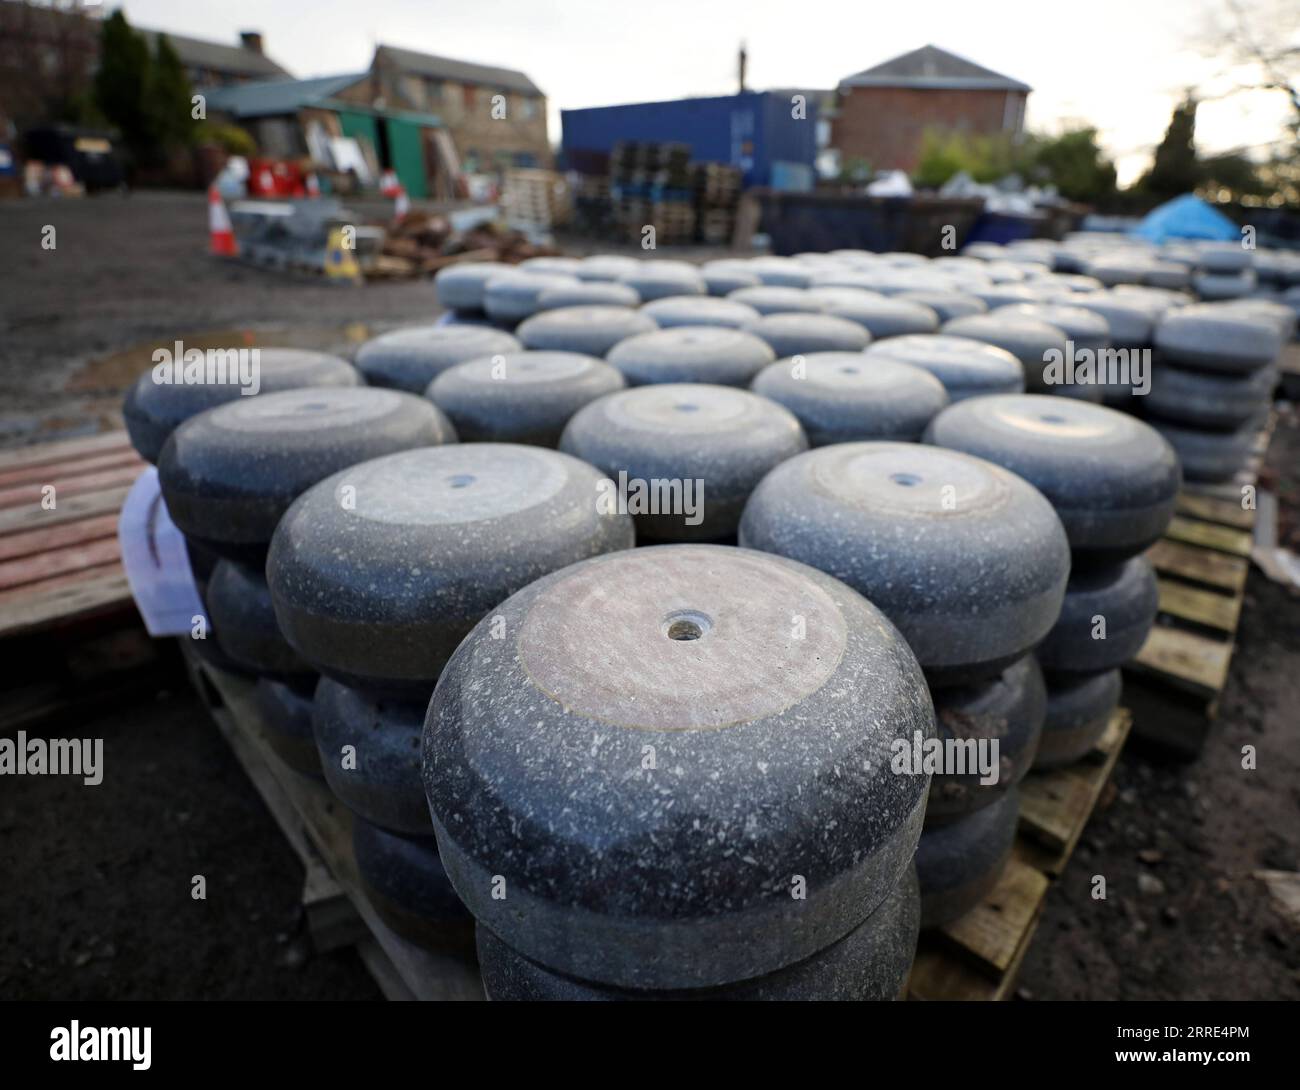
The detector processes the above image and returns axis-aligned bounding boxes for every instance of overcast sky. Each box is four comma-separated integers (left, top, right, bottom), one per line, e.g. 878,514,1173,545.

120,0,1295,185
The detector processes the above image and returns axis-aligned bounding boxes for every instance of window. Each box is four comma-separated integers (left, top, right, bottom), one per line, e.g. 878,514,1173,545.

462,84,476,110
520,96,537,120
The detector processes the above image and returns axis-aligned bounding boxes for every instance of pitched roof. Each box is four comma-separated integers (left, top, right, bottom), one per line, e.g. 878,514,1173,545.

199,73,367,119
839,44,1030,93
142,28,291,80
374,44,541,96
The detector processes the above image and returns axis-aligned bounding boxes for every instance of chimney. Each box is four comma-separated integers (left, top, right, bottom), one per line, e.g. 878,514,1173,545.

738,41,747,93
239,31,264,54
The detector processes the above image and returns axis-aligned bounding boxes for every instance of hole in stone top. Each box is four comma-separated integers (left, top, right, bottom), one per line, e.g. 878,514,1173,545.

300,401,329,412
1040,414,1067,425
890,472,922,487
662,610,712,641
675,403,699,413
447,474,476,489
839,366,860,375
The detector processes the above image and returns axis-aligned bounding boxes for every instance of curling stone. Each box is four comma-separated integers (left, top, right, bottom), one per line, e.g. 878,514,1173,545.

741,313,872,357
606,327,775,387
1035,558,1159,675
354,325,522,393
915,787,1020,929
1034,668,1122,769
863,334,1024,402
515,305,657,357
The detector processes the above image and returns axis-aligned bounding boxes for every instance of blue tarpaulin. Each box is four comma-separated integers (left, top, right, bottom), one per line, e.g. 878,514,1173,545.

1129,194,1239,244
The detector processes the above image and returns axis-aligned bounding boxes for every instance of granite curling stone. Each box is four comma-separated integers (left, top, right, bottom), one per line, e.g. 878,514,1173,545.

1035,557,1158,676
739,442,1070,686
863,334,1024,402
749,354,948,445
354,325,522,393
267,444,634,694
475,866,920,1001
425,351,625,447
1144,362,1276,431
254,677,322,779
1153,304,1282,373
605,327,776,387
925,394,1181,566
515,305,657,356
740,313,872,357
423,544,935,991
559,384,808,541
312,678,433,835
914,787,1020,929
941,313,1069,391
159,386,454,564
352,816,475,954
123,347,359,464
206,559,314,683
925,656,1046,827
1034,668,1122,769
641,296,761,329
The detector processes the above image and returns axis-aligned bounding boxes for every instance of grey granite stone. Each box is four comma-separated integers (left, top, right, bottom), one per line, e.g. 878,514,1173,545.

925,394,1181,566
915,786,1020,929
559,384,807,541
1034,668,1121,769
1145,361,1277,430
535,282,641,310
423,544,934,990
1154,303,1281,371
941,312,1069,390
726,285,824,316
253,677,322,779
641,296,762,329
741,313,872,357
864,334,1024,402
821,295,939,339
267,444,634,693
739,442,1070,685
354,325,522,393
159,386,453,563
484,271,581,322
1147,416,1260,484
616,263,708,302
207,560,314,682
606,327,775,387
515,305,657,356
434,262,505,311
1036,558,1158,675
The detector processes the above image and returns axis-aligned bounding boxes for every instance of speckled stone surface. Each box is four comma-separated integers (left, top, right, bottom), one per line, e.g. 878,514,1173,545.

253,677,322,779
1034,667,1121,769
641,296,762,329
423,544,935,989
1036,558,1158,675
1145,361,1277,430
484,271,581,322
351,815,475,954
1154,304,1282,371
312,678,432,835
1147,416,1259,484
559,384,808,541
741,313,872,357
926,656,1045,827
515,305,657,357
354,325,522,393
925,394,1181,566
739,442,1070,685
967,285,1038,310
434,262,505,311
535,282,641,310
267,444,634,693
895,290,988,323
605,327,776,388
616,263,708,302
1069,295,1158,346
915,786,1020,929
749,354,947,445
159,387,453,563
701,266,761,296
575,255,641,282
941,313,1069,391
425,350,625,447
207,560,314,682
727,285,824,316
476,865,920,1001
748,257,814,289
821,295,940,339
123,347,359,464
864,334,1024,402
995,302,1112,353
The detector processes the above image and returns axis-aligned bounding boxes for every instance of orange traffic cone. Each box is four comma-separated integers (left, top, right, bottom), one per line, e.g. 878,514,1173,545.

208,185,238,257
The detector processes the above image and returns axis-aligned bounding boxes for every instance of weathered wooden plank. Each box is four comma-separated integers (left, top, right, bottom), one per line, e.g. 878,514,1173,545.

0,465,143,511
937,858,1050,976
1165,515,1253,557
1175,491,1255,530
0,568,133,640
1146,539,1249,593
0,513,120,564
1130,625,1232,699
0,431,131,472
0,486,133,537
0,536,121,592
1157,579,1241,634
0,449,143,490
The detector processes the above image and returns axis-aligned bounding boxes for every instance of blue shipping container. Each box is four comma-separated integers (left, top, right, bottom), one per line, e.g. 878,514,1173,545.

561,91,816,188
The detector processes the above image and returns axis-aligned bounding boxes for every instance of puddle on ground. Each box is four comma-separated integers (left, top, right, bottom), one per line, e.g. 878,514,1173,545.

66,323,374,393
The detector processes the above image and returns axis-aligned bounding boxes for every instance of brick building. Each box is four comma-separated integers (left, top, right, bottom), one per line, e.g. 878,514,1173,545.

334,45,550,175
832,44,1030,174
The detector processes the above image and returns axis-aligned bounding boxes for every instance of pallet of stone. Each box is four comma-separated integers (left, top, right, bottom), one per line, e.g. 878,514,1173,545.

180,642,484,1002
909,709,1131,1001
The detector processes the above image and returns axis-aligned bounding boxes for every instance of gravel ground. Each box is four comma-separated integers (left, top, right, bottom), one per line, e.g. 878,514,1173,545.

1,190,1297,999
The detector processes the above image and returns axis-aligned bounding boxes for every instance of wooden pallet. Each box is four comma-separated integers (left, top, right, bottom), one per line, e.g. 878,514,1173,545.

0,430,144,641
181,644,484,1001
1123,414,1273,756
909,709,1131,1000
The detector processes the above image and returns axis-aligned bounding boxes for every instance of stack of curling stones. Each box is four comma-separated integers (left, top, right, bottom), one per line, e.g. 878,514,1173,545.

266,443,634,951
926,395,1180,770
740,442,1068,928
153,375,454,775
423,545,933,999
1146,303,1286,483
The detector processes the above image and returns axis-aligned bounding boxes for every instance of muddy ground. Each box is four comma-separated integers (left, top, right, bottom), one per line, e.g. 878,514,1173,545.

0,191,1297,1000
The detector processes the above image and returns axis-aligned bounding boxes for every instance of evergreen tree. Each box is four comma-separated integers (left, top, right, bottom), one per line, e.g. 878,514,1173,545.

147,34,197,152
93,11,151,157
1138,99,1199,198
